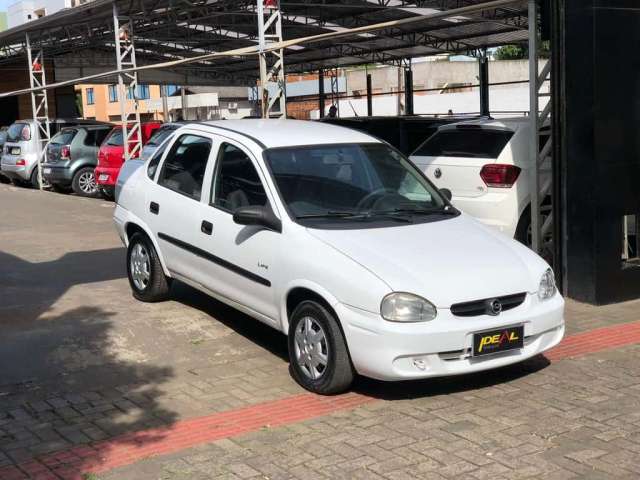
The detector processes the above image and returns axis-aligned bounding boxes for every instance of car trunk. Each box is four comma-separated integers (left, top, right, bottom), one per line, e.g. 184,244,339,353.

46,129,77,163
97,128,127,169
411,126,515,199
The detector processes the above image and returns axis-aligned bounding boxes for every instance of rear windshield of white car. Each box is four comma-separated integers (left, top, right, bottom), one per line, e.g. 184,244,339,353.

412,127,514,159
51,129,77,145
6,123,31,142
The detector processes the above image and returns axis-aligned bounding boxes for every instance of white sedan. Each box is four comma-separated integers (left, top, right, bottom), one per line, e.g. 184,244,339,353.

113,119,565,394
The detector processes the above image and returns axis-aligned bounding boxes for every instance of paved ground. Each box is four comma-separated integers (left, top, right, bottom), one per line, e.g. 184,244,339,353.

1,183,640,479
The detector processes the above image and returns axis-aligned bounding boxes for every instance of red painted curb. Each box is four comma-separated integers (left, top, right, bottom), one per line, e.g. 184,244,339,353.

545,320,640,361
2,320,640,479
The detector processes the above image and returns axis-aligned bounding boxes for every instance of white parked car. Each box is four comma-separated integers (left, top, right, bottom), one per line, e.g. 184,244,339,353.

410,117,550,245
113,119,564,394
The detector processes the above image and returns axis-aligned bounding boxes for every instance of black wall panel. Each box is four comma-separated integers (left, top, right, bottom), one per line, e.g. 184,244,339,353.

559,0,640,303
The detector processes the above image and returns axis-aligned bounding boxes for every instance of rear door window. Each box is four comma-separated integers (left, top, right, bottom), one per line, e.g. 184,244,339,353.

413,128,514,159
158,134,212,201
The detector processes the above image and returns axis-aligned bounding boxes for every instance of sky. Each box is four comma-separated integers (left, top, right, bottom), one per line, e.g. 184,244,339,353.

0,0,9,12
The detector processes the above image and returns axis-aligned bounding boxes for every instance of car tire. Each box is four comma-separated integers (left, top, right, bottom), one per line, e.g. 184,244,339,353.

100,187,114,201
127,232,171,302
29,168,50,189
72,167,99,197
288,300,354,395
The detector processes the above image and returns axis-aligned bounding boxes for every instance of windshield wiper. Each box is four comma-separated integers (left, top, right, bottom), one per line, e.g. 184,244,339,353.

295,211,358,219
296,211,412,223
375,206,459,216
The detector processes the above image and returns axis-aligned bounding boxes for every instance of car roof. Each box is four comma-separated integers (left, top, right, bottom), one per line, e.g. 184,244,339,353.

437,116,528,132
193,119,381,149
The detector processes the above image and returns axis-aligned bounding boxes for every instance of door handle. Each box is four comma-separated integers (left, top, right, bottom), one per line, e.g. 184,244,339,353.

201,220,213,235
150,202,159,214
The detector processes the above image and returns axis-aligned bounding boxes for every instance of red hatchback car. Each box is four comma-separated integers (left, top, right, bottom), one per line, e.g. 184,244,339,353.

95,122,161,198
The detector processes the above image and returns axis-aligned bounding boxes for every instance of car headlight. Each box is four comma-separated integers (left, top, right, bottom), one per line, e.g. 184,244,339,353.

380,292,437,322
538,268,556,300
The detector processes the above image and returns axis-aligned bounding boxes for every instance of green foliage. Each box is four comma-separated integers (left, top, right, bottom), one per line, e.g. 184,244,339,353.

493,42,550,60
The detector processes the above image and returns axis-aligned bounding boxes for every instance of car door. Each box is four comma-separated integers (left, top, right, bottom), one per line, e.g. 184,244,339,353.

192,139,281,324
144,131,216,284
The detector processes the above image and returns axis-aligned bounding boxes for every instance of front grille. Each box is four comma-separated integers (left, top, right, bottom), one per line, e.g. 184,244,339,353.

450,292,527,317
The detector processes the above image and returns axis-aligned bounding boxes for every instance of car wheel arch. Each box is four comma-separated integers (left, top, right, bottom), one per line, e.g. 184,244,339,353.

124,221,171,277
283,284,354,366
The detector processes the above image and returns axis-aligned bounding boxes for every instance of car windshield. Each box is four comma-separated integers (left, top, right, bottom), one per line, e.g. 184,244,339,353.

264,143,452,227
6,123,31,142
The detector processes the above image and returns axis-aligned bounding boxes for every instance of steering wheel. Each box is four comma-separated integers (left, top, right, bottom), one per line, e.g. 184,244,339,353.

356,188,406,212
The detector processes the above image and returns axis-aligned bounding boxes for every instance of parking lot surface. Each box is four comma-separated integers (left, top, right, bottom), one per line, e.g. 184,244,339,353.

1,183,640,479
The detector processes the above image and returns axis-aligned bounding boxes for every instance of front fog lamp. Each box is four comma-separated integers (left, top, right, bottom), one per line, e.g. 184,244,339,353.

381,292,437,322
538,268,556,300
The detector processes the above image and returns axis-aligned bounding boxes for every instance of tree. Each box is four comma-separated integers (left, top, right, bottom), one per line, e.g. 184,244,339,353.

493,43,550,60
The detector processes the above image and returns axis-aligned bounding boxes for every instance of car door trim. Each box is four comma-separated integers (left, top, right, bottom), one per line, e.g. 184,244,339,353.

157,232,271,287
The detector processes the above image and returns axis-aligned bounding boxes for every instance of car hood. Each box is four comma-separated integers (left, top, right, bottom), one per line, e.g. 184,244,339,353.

307,214,546,308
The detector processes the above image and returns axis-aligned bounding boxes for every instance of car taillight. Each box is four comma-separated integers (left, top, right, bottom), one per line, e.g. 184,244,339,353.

480,164,521,188
61,145,71,159
16,159,26,166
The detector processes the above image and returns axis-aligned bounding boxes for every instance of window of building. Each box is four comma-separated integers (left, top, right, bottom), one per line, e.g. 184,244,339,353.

108,85,118,102
166,85,179,96
158,135,212,201
212,143,268,211
86,88,95,105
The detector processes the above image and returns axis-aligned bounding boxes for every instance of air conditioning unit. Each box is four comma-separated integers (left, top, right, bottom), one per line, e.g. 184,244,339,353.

228,102,238,110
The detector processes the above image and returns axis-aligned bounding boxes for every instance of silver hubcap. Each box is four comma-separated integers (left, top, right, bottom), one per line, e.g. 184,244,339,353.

78,171,97,194
294,317,329,380
130,243,150,291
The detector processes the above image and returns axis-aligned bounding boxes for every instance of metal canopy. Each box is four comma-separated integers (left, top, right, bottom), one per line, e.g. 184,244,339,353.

0,0,528,83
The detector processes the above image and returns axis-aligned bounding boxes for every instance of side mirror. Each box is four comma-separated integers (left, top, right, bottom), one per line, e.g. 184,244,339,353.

440,188,453,202
233,205,282,233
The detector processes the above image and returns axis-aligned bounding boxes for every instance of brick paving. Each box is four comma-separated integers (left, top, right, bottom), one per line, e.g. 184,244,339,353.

1,184,640,479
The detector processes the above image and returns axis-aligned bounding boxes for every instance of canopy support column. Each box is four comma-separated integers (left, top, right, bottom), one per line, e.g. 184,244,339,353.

366,73,373,117
257,0,286,118
478,48,490,117
529,0,553,258
404,61,414,116
113,2,142,161
25,33,50,190
318,69,325,118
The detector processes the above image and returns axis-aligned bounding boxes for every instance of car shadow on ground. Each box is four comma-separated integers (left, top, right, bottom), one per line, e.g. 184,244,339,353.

169,280,290,362
166,280,551,400
0,249,179,477
352,355,551,400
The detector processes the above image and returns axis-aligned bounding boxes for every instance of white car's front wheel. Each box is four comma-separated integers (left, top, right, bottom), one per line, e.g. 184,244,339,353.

288,301,354,395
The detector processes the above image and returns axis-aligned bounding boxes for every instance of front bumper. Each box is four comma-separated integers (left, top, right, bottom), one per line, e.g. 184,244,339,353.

95,166,120,187
337,292,565,381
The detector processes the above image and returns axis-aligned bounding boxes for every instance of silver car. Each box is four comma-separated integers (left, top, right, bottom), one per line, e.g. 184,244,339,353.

1,119,106,188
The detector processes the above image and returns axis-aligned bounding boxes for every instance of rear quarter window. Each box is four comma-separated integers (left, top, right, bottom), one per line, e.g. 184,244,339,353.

51,129,77,145
413,128,514,159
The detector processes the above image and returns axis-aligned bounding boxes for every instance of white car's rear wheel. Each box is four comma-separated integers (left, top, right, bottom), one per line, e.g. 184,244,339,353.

127,232,170,302
288,300,354,395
